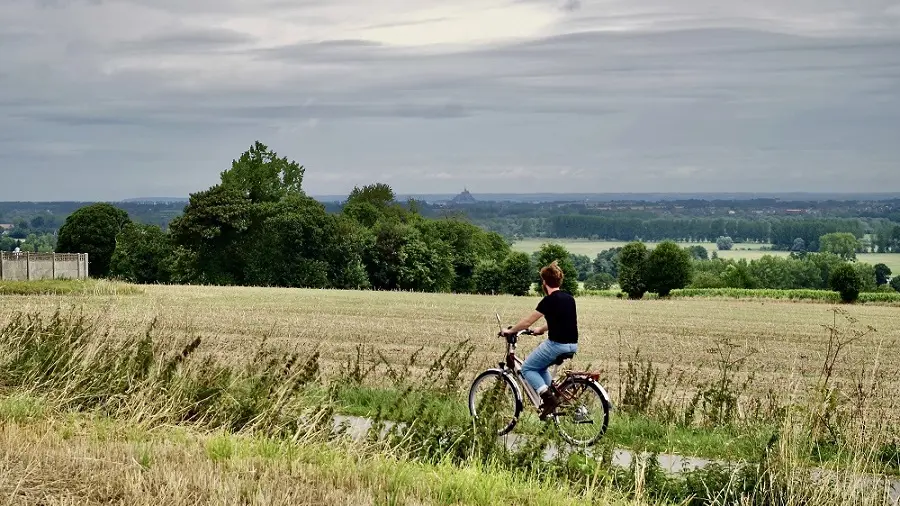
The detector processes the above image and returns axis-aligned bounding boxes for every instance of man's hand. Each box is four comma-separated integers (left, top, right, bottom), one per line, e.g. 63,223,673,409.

532,327,546,336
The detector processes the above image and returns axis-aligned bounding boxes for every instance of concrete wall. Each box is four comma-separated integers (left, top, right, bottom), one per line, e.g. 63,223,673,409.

0,252,89,281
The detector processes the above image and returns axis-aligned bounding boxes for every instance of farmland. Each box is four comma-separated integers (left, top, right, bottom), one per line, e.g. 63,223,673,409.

4,284,899,422
512,238,900,272
2,283,899,504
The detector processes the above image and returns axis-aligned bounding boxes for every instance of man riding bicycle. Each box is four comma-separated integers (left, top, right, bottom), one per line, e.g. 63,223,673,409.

501,261,578,420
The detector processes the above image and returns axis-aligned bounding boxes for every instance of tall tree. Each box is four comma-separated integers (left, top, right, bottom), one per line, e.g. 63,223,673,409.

874,263,892,286
617,242,649,299
220,141,305,203
646,241,693,297
501,252,533,296
819,232,860,261
56,203,131,278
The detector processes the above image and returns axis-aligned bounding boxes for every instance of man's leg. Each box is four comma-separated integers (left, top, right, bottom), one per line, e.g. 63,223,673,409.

521,340,556,394
521,340,565,420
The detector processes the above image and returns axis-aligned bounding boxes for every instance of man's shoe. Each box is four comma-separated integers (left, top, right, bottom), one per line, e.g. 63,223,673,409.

539,389,559,421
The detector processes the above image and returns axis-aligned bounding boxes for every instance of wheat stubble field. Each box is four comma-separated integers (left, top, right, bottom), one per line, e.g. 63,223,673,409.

4,284,899,423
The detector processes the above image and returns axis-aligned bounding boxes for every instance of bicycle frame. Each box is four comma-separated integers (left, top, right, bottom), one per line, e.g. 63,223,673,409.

497,331,564,412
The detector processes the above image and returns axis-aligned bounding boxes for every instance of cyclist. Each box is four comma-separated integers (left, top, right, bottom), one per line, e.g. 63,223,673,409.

501,261,578,420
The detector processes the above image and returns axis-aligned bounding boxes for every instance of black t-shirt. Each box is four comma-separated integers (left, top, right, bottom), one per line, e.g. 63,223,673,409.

536,290,578,344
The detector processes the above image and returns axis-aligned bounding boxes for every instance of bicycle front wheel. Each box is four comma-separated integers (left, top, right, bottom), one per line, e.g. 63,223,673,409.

553,377,611,446
468,369,522,437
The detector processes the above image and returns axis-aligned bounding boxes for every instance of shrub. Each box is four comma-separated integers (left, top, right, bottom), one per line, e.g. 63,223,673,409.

689,271,727,289
472,260,503,295
891,276,900,293
617,242,649,299
716,236,734,251
646,241,693,297
829,263,861,303
584,272,614,291
874,263,891,286
500,252,533,296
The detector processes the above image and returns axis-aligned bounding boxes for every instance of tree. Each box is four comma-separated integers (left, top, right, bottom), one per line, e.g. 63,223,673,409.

716,236,734,251
501,252,533,296
535,243,580,294
874,263,892,286
109,223,173,284
57,203,131,278
571,254,594,281
593,248,621,278
584,272,614,291
473,260,504,294
829,263,861,303
646,241,693,297
790,238,807,256
617,242,649,299
220,141,304,203
890,276,900,293
168,185,254,285
721,260,758,289
686,245,709,261
819,232,860,261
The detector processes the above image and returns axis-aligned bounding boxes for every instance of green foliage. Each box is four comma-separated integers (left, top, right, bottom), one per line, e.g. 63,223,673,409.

571,254,593,281
56,203,131,278
829,263,861,303
584,272,614,291
892,276,900,293
168,185,254,285
819,232,860,261
685,245,709,260
593,248,621,278
472,260,503,295
646,241,693,297
617,242,649,299
535,243,579,294
500,252,533,296
109,223,173,284
716,236,734,251
220,141,304,203
721,260,758,289
874,263,891,286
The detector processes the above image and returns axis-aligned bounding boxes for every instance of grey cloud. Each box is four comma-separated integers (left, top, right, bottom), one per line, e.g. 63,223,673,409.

118,27,256,54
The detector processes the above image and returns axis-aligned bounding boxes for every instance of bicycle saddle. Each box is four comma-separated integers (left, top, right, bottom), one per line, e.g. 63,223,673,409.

552,352,576,365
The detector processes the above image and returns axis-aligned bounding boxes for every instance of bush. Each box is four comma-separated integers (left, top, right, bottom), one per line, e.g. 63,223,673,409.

829,263,861,303
891,276,900,293
584,272,614,291
618,242,649,299
472,260,503,295
500,252,533,296
874,263,892,286
689,271,727,289
646,241,693,297
716,236,734,251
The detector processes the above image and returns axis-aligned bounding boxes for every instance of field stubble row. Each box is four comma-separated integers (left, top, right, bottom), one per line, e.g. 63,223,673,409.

3,284,899,425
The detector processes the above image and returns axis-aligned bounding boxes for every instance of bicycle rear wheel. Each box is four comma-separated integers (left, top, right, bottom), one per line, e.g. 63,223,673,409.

468,369,522,436
553,377,611,446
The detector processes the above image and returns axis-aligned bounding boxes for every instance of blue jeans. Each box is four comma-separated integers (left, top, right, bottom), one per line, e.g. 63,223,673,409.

521,339,578,393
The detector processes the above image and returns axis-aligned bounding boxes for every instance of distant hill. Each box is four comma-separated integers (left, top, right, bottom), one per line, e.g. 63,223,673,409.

121,197,190,203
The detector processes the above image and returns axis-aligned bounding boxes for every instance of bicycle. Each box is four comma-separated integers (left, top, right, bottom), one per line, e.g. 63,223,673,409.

467,314,613,446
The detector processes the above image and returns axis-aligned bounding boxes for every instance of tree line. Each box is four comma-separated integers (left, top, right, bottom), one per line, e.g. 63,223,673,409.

546,215,877,251
52,142,546,296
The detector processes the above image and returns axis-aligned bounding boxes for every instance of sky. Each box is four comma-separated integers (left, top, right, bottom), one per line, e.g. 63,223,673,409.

1,0,899,201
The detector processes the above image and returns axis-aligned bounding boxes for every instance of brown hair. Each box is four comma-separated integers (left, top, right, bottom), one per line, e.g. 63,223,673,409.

540,261,564,288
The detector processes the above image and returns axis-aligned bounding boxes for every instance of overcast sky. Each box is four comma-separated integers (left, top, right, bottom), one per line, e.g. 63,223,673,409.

2,0,899,200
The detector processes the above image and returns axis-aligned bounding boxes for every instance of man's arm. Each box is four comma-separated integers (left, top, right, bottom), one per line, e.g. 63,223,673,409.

504,311,544,335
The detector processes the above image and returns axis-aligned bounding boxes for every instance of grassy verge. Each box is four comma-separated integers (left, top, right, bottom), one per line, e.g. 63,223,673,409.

0,396,632,506
0,278,143,296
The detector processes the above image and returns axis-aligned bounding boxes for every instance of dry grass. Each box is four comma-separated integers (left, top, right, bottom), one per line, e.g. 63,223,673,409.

2,284,899,425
